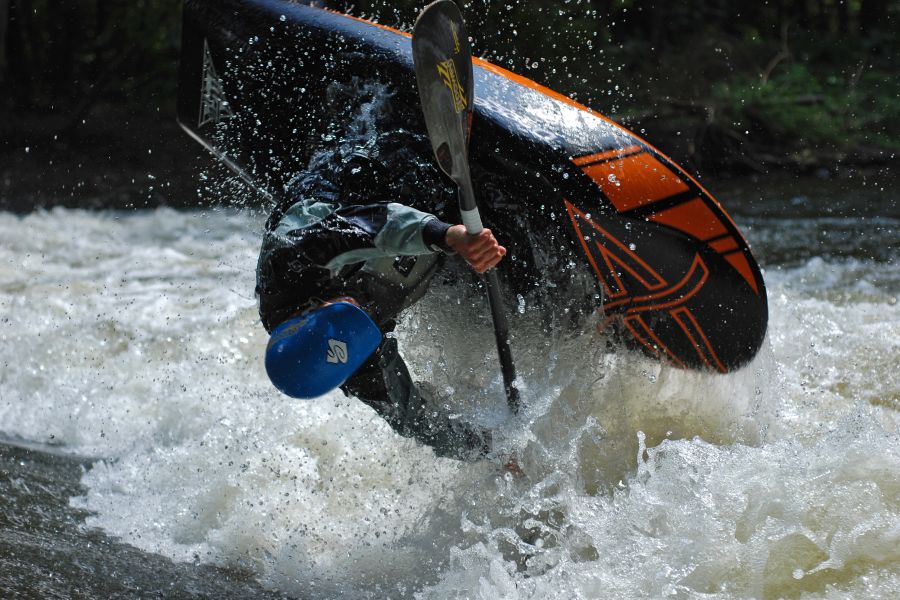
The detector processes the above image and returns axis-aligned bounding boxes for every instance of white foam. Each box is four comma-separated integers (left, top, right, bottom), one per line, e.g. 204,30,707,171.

2,208,898,599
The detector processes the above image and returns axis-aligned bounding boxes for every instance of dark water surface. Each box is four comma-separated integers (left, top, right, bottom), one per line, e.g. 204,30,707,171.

0,439,290,598
713,171,898,266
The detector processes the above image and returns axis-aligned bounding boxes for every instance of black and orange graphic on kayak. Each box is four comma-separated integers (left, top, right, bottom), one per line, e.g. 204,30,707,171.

566,200,729,372
572,147,760,296
565,142,764,370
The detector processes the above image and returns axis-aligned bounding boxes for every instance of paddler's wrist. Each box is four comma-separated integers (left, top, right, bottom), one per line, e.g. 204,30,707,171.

423,216,455,254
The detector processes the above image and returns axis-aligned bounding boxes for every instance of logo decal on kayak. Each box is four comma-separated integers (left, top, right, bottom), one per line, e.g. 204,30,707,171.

326,339,348,364
565,199,727,373
199,39,234,127
437,58,467,113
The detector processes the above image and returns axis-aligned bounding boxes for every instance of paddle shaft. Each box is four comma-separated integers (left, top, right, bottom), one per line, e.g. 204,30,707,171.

457,175,519,412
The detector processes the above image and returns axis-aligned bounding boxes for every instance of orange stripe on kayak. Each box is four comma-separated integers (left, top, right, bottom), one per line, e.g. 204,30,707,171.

572,145,642,167
648,197,729,242
723,251,760,294
565,199,668,300
605,253,708,314
582,153,690,213
670,307,728,373
709,237,739,253
624,315,687,369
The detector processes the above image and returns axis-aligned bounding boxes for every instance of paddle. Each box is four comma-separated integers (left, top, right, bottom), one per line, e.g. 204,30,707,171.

412,0,520,413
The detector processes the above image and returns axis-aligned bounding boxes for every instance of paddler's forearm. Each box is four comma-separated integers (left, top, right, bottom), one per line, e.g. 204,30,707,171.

264,199,453,273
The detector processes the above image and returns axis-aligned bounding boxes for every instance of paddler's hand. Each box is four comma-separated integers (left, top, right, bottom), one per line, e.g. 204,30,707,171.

445,225,507,273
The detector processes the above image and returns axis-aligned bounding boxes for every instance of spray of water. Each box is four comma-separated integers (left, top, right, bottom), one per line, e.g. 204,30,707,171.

1,202,897,598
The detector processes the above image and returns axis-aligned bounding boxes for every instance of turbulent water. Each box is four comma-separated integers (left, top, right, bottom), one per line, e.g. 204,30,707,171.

1,175,897,599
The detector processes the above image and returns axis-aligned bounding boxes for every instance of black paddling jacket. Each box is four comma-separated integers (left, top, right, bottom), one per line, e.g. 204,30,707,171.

255,140,456,333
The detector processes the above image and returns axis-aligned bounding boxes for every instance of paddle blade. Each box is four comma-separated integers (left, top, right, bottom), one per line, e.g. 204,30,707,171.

411,0,474,182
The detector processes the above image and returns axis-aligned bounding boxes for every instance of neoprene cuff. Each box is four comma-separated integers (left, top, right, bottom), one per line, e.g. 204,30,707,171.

422,217,455,254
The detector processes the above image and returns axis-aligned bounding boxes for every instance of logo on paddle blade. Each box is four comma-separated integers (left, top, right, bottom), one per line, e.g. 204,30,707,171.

199,39,235,127
326,339,348,364
437,58,467,113
450,22,461,54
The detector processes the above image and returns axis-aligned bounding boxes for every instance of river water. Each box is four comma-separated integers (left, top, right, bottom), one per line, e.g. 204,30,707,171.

0,173,897,598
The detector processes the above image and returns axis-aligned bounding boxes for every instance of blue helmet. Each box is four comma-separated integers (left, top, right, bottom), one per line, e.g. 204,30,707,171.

265,302,382,399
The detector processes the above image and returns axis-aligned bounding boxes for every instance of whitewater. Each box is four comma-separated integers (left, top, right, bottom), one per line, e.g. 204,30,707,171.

0,178,897,598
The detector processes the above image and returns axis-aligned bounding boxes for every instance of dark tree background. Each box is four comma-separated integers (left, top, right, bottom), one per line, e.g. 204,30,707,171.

1,0,897,210
0,0,192,211
2,0,181,128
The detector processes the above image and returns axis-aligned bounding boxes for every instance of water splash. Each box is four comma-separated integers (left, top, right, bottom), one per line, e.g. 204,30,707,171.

1,205,897,598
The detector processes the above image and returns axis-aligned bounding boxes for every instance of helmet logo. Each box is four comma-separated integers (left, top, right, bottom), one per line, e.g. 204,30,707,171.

326,339,348,364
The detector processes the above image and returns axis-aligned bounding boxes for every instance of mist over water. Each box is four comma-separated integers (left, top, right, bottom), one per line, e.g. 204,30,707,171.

0,184,897,600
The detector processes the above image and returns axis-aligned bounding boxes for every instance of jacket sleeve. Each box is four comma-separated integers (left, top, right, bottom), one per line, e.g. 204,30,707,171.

268,198,452,272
